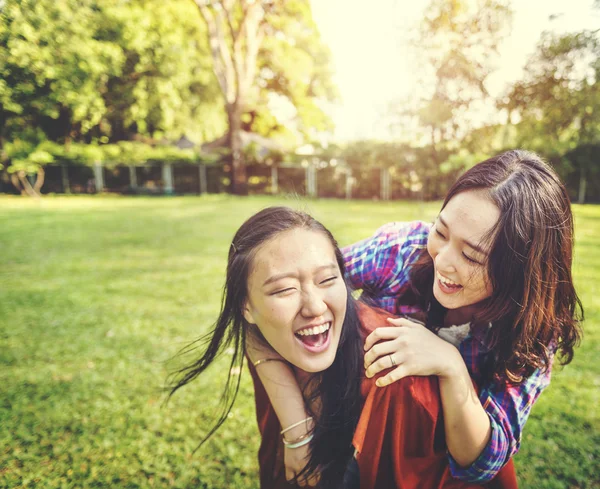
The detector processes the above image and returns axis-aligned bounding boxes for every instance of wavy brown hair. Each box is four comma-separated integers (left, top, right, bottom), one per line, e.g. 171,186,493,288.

400,150,583,383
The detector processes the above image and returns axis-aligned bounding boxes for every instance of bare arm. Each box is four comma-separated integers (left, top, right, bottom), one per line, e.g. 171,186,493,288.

246,328,308,429
438,348,492,467
246,328,317,485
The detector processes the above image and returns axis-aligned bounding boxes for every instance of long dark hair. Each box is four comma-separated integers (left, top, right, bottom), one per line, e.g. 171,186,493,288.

168,206,363,488
401,150,583,382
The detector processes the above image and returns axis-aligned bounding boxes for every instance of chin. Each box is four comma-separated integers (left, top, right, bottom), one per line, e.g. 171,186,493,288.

433,287,450,308
297,354,336,373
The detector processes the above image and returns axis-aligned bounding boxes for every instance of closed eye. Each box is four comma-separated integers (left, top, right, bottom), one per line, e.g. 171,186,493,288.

463,253,481,265
271,288,295,296
435,229,447,240
320,276,338,285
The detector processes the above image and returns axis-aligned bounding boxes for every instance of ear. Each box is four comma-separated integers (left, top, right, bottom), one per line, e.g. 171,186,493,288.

243,302,256,325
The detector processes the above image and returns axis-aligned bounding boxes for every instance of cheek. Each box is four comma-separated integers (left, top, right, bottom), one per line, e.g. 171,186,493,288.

427,234,438,259
483,272,494,296
466,268,492,297
254,300,293,330
266,303,294,326
327,283,348,312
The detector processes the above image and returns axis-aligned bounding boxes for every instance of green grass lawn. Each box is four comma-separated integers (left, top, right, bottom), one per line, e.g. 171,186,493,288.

1,195,598,489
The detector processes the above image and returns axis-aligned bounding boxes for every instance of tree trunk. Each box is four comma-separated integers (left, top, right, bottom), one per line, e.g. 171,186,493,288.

11,170,42,198
227,103,247,195
33,166,45,193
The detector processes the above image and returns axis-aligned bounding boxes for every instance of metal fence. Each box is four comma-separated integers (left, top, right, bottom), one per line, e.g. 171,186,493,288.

6,160,418,200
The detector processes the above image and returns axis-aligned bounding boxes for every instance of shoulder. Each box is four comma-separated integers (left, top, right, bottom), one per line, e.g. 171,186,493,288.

357,303,440,415
361,372,440,427
357,302,389,330
372,220,431,247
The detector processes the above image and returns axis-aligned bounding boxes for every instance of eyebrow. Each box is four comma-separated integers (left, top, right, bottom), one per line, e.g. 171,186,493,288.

438,215,489,256
262,263,338,287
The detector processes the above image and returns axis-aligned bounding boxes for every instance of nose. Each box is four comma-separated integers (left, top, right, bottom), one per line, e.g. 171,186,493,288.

300,287,327,318
434,243,457,274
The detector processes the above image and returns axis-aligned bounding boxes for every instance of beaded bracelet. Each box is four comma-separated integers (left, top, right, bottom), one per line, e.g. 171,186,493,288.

283,433,314,449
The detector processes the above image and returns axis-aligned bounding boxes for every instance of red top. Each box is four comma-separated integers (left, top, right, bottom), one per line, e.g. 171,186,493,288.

248,303,518,489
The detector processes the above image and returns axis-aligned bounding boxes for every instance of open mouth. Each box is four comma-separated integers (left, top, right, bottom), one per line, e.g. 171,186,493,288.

294,322,332,352
437,271,463,294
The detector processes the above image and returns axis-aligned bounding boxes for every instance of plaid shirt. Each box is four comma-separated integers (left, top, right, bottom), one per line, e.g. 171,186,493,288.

342,221,552,483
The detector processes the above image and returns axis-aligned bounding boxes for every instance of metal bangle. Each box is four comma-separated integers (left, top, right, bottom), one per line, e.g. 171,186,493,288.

283,431,311,446
280,416,314,435
252,357,286,367
283,433,314,449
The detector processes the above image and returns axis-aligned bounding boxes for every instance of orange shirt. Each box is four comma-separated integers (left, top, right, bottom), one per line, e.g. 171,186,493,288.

248,303,518,489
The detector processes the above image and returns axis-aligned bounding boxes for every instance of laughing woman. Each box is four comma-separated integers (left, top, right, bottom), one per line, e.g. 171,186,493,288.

169,206,518,489
242,150,583,486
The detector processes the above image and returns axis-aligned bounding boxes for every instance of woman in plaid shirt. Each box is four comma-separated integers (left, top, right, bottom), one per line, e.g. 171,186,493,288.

247,149,583,486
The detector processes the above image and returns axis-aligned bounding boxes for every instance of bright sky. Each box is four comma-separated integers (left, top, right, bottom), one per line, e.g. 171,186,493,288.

310,0,600,141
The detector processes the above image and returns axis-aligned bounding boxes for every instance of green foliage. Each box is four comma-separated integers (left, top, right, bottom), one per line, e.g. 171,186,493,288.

340,140,455,200
99,0,226,143
0,196,598,488
2,140,218,177
256,0,338,141
501,29,600,202
0,0,123,139
0,0,226,145
391,0,512,148
502,30,600,150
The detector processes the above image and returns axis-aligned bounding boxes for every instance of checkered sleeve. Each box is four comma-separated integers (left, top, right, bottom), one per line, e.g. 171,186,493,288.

448,365,553,482
341,221,430,301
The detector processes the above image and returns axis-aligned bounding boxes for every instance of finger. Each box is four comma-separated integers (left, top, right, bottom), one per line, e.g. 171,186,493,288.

295,471,307,487
286,467,296,483
364,327,404,351
365,352,404,378
375,365,408,387
305,472,320,487
386,317,418,327
364,339,401,369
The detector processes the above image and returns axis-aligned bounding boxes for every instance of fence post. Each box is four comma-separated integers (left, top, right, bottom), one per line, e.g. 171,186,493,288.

314,161,319,198
93,161,104,192
380,167,391,201
345,169,353,200
162,163,174,194
313,158,319,197
305,166,310,196
386,167,391,200
129,166,138,189
306,165,317,198
199,164,208,194
61,164,70,194
271,166,278,194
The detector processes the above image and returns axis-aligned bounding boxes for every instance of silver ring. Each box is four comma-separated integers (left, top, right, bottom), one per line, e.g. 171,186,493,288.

389,354,396,367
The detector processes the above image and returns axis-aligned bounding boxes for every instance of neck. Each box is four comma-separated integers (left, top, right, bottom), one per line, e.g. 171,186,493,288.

293,367,322,417
444,304,479,326
294,367,312,388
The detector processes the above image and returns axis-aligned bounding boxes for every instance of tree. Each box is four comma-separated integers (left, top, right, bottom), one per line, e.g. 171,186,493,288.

100,0,226,143
192,0,336,195
501,29,600,202
0,0,123,146
390,0,512,165
0,0,226,147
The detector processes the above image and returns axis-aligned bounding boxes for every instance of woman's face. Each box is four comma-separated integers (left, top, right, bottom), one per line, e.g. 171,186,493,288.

427,190,500,315
243,228,348,373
